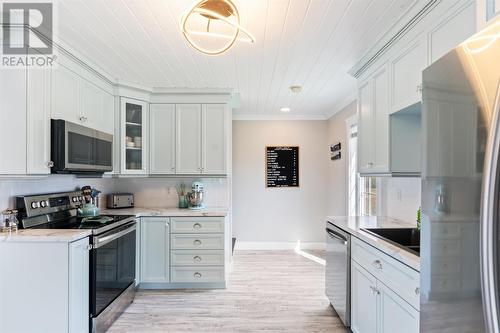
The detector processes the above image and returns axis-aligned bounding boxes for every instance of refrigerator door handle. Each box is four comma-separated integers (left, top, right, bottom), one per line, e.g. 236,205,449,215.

481,86,500,333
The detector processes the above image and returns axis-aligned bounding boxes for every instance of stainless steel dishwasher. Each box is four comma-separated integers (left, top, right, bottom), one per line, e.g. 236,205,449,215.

325,221,350,327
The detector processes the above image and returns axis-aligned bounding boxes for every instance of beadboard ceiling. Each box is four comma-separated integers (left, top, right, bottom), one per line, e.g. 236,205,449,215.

56,0,416,118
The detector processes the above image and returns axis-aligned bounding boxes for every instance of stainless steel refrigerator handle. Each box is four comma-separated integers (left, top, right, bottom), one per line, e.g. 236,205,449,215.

326,228,348,244
94,224,136,249
481,86,500,333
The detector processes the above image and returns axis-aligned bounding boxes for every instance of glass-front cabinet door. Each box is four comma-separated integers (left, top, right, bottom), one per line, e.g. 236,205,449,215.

120,98,148,174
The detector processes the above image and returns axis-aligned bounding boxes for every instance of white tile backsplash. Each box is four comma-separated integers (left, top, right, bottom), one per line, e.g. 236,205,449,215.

379,177,421,223
0,176,229,211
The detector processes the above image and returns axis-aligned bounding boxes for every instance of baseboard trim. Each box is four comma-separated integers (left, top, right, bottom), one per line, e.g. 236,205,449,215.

234,241,325,251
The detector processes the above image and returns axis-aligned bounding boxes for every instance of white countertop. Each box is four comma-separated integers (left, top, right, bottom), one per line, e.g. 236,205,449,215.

327,215,420,272
101,207,229,217
0,207,227,244
0,229,92,243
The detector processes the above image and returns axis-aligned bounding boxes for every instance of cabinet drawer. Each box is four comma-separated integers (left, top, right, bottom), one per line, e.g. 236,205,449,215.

171,234,224,250
171,266,225,283
351,237,420,310
171,250,224,266
171,217,224,234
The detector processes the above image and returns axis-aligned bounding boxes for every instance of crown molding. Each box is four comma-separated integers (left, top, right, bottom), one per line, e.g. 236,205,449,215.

348,0,441,79
324,91,358,120
232,114,328,121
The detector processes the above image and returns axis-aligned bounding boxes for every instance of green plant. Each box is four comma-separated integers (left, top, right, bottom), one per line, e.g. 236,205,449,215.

416,207,421,231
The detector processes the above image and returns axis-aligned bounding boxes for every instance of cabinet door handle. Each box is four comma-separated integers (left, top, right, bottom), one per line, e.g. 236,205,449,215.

193,256,202,263
415,287,420,295
372,260,383,270
193,223,202,230
194,272,202,279
193,239,202,246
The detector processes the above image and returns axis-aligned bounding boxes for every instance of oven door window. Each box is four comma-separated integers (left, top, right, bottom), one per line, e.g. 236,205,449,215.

68,132,94,165
91,230,136,316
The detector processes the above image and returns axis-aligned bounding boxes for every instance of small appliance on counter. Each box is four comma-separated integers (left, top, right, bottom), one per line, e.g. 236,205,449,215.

107,193,134,209
187,181,204,210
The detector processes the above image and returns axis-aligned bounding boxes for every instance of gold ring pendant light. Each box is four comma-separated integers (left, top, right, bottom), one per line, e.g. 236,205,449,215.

181,0,255,55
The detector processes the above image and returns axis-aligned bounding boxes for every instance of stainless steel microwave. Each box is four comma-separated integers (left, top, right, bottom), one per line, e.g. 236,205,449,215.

51,119,113,174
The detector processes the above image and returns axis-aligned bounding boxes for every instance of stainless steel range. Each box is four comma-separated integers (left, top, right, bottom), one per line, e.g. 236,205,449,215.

16,191,137,333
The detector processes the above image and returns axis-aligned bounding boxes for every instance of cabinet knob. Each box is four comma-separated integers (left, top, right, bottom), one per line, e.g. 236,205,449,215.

193,256,202,263
415,287,420,295
194,272,202,279
371,260,383,270
193,223,202,230
47,161,54,168
369,286,380,295
193,239,202,246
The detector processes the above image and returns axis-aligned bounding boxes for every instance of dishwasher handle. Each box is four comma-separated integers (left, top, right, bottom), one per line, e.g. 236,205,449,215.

326,228,348,245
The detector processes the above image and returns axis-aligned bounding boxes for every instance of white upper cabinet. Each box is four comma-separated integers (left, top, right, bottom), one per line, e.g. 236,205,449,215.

430,1,476,63
150,104,176,174
372,66,390,173
358,65,390,175
176,104,202,174
27,68,51,174
52,65,80,123
390,35,426,113
202,104,227,175
121,98,149,174
358,80,373,174
80,80,114,134
52,65,114,134
0,68,27,175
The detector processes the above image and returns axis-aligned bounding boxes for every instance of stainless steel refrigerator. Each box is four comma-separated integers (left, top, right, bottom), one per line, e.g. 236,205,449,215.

421,19,500,332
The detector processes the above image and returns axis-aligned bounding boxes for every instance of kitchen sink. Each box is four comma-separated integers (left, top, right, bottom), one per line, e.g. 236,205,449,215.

361,228,420,256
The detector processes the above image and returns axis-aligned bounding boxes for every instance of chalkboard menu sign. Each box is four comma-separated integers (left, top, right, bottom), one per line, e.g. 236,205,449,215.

266,146,299,188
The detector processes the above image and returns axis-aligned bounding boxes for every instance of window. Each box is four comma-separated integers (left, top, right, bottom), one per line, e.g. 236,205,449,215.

346,116,378,216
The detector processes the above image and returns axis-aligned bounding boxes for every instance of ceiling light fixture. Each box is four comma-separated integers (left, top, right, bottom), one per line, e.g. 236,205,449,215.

289,85,302,94
280,107,291,113
181,0,255,56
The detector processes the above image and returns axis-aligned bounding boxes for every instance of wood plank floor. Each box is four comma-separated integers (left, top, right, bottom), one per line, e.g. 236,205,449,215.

107,250,348,333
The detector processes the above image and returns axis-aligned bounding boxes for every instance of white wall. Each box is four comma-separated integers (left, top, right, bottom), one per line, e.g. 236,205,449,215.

232,120,329,247
326,101,357,216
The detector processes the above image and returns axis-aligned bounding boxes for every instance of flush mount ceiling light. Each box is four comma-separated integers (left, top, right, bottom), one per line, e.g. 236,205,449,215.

181,0,255,56
280,107,291,113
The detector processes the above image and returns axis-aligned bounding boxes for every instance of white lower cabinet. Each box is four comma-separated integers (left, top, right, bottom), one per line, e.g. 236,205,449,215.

378,282,419,333
140,217,170,285
351,237,420,333
0,237,90,333
170,217,226,285
137,216,226,288
69,238,90,333
351,261,378,333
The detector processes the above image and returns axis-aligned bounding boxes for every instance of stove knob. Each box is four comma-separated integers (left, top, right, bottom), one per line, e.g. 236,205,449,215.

31,201,39,209
72,197,78,203
40,201,47,208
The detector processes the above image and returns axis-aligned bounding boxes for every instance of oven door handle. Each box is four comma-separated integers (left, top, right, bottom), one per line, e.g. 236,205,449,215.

93,224,136,249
